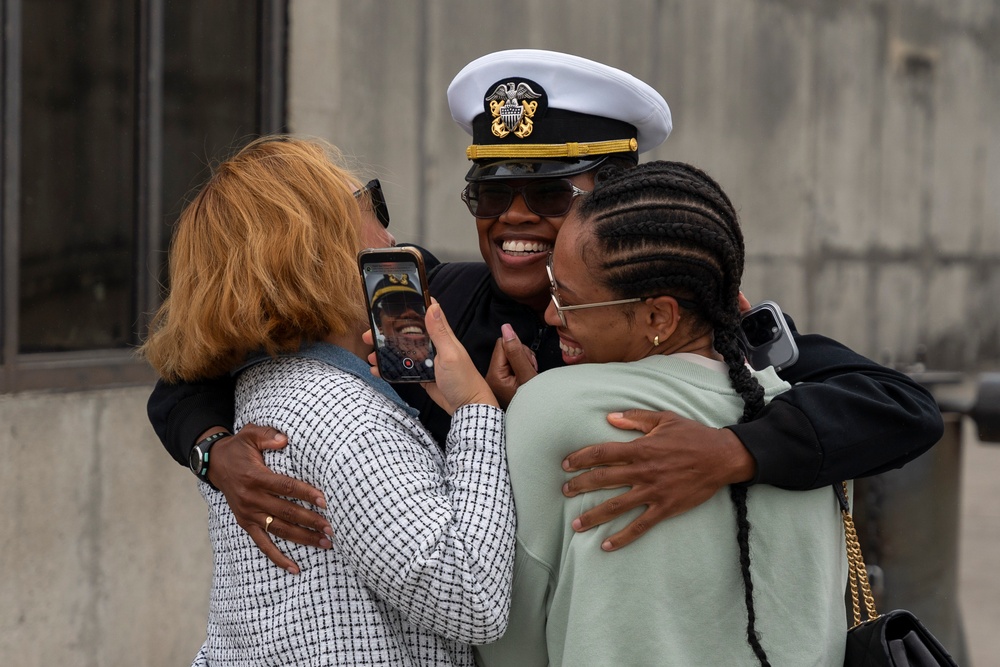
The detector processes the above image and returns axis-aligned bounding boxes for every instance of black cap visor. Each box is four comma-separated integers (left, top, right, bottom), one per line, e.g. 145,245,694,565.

465,156,620,182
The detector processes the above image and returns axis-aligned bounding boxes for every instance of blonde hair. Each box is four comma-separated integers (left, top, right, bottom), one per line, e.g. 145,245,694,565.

141,136,369,382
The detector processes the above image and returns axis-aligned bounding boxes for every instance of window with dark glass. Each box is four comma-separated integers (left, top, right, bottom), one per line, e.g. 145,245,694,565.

2,0,285,390
19,1,138,353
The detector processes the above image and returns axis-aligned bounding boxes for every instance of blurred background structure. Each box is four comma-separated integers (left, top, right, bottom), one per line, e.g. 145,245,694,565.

1,0,997,664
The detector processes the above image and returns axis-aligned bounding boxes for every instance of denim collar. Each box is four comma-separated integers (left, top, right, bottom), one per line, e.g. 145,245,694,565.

234,341,419,418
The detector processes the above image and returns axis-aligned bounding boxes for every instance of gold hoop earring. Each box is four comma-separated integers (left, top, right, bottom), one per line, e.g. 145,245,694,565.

653,335,660,347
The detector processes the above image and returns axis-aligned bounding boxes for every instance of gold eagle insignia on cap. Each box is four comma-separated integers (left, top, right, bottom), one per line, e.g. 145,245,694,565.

386,273,409,286
485,82,542,139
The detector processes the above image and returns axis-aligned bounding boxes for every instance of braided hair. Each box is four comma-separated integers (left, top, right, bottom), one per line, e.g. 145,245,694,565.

576,160,770,665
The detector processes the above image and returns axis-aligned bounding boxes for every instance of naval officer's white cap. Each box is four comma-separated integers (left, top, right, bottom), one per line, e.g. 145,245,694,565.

448,49,672,181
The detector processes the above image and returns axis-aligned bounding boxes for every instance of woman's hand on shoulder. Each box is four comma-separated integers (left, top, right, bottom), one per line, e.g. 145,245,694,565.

561,409,756,551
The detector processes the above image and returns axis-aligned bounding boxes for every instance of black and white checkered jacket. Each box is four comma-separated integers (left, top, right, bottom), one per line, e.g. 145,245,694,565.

193,348,514,666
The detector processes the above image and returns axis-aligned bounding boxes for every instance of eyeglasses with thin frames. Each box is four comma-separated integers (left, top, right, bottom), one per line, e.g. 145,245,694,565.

545,253,699,328
461,179,589,219
546,253,647,327
354,179,390,229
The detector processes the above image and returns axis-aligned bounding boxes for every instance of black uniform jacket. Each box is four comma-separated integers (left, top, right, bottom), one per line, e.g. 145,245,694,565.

147,255,944,489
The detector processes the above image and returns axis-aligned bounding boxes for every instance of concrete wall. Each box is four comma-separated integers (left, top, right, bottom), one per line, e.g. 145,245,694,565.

0,387,210,666
4,1,999,664
289,0,1000,372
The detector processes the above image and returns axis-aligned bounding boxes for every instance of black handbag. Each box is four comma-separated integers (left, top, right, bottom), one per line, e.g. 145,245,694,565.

837,482,960,667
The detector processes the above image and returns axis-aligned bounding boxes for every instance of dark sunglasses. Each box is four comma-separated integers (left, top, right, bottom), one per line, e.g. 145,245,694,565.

460,179,588,219
378,294,426,317
354,179,390,229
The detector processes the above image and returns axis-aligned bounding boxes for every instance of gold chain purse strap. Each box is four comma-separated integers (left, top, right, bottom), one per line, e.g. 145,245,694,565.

838,481,880,628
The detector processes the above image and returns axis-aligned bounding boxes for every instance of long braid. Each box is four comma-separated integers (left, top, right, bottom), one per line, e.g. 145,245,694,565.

578,161,770,665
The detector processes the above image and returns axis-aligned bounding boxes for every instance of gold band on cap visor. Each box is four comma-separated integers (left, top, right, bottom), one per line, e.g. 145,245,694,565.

466,137,638,160
372,284,419,304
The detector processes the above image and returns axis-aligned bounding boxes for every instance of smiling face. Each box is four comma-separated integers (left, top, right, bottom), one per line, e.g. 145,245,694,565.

474,171,595,314
543,213,655,365
377,293,431,361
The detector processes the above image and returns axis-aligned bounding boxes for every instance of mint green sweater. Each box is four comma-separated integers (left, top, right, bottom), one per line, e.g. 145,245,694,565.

476,354,847,666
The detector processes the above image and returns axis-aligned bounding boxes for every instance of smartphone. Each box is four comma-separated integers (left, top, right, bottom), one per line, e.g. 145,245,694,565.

737,300,799,372
358,247,436,382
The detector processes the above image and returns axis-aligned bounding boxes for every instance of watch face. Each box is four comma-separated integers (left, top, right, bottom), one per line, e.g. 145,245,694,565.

189,445,205,475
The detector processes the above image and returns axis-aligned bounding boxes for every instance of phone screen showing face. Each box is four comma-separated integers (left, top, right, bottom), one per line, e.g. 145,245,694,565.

360,252,435,382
